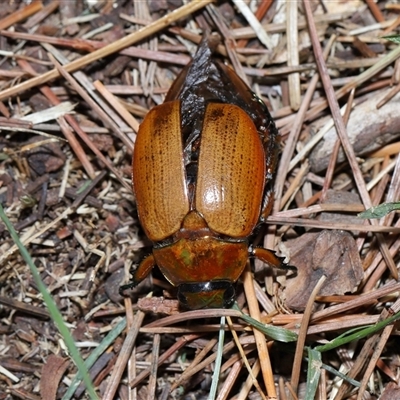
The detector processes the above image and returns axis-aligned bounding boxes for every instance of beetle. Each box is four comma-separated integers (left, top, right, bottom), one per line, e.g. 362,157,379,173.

122,38,281,309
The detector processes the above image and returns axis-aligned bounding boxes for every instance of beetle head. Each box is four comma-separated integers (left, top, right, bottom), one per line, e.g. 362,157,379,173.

177,280,235,309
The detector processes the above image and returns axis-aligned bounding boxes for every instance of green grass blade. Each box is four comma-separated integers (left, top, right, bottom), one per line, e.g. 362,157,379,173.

304,348,322,400
233,303,298,342
383,35,400,44
358,202,400,219
208,316,226,400
315,310,400,352
62,317,127,400
320,362,360,387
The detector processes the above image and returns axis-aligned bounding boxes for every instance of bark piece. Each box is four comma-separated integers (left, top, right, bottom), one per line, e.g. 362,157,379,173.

319,189,364,225
309,91,400,172
138,297,180,315
26,139,66,175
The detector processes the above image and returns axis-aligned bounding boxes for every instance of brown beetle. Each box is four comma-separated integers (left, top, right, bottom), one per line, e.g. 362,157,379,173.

124,38,280,309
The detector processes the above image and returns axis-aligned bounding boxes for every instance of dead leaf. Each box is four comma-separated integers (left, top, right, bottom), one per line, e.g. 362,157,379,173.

379,382,400,400
40,354,69,400
285,230,363,311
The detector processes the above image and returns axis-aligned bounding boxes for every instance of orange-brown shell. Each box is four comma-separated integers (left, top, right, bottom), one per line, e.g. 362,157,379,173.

132,38,278,245
133,101,266,242
132,100,189,242
195,103,265,238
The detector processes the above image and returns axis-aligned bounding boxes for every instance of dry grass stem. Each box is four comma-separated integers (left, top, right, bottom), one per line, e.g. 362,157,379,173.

103,310,145,400
147,333,161,400
0,1,43,30
93,80,140,133
303,0,397,278
243,263,276,398
226,316,267,400
290,275,326,396
0,0,213,101
216,360,243,400
286,1,300,111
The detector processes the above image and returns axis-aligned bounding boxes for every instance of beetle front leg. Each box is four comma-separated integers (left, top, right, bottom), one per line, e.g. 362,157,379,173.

251,247,296,274
251,246,282,268
119,254,156,294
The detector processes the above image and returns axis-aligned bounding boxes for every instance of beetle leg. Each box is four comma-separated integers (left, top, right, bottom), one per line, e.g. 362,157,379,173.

119,254,156,294
251,247,296,273
133,254,156,282
251,246,282,268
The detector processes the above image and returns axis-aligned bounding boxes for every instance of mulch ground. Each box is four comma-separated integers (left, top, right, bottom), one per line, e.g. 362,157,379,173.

1,1,400,399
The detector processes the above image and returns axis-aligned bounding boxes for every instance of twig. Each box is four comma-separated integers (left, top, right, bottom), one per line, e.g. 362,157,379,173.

102,310,145,400
303,0,398,279
0,0,213,101
147,334,161,400
42,42,134,152
47,54,133,191
290,275,326,397
286,0,300,110
236,0,273,48
93,80,140,134
274,35,335,212
232,0,273,49
365,0,385,22
356,324,393,399
321,88,356,201
0,0,43,30
266,216,400,233
243,263,276,398
170,338,218,391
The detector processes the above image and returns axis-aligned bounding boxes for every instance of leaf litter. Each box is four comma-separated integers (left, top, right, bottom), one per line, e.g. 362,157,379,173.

0,0,400,399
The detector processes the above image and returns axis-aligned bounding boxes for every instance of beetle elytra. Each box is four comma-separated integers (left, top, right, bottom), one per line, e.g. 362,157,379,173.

124,38,281,309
